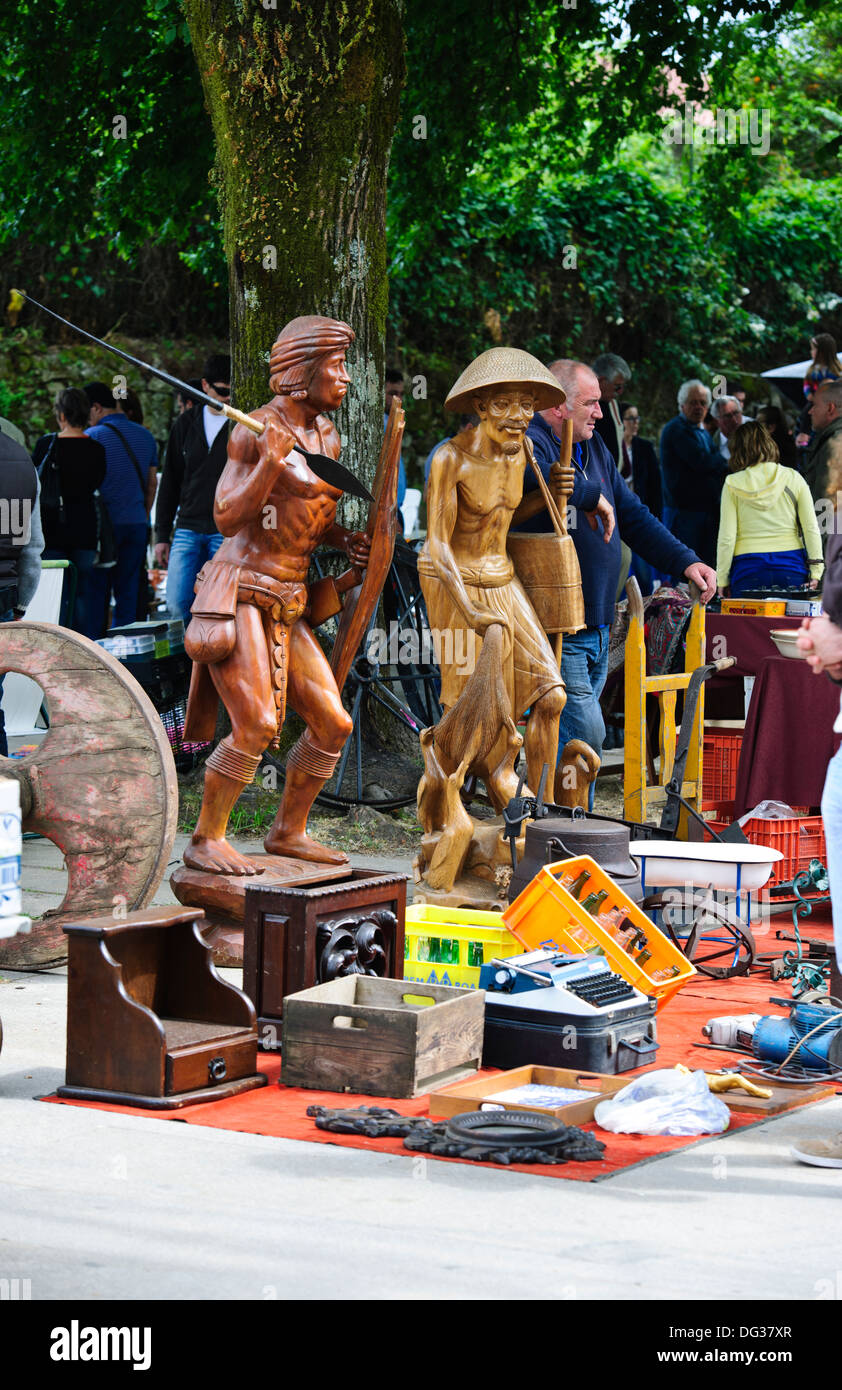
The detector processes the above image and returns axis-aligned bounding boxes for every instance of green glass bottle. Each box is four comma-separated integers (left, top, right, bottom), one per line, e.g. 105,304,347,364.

581,889,609,916
565,869,591,900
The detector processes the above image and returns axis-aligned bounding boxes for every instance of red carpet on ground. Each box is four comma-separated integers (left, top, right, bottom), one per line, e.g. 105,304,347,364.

43,907,839,1182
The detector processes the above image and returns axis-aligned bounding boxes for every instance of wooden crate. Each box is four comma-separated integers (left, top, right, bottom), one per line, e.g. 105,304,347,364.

281,976,485,1097
242,870,407,1050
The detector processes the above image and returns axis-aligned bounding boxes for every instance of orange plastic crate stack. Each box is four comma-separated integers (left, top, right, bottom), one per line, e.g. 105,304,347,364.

503,855,696,1010
701,729,743,806
705,814,826,901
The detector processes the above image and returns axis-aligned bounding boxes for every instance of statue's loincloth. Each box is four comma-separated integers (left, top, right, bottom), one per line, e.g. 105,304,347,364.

417,552,562,718
183,560,309,747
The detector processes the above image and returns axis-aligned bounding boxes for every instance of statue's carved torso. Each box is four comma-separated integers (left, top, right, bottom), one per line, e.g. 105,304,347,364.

440,437,527,570
215,403,342,583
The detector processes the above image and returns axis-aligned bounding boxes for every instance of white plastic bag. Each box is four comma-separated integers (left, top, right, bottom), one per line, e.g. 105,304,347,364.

738,800,796,825
594,1068,730,1136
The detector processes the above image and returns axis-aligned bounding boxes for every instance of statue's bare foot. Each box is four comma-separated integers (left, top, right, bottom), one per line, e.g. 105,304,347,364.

263,828,349,865
183,836,264,876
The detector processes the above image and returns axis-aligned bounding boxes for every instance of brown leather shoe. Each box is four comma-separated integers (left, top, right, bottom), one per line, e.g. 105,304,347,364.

791,1135,842,1167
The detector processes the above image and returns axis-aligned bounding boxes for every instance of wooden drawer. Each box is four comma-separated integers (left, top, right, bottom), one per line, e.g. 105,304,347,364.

164,1020,257,1095
58,908,266,1109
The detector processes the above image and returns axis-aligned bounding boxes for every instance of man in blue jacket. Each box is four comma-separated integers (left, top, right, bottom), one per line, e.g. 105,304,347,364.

85,383,158,632
514,359,716,786
660,379,728,566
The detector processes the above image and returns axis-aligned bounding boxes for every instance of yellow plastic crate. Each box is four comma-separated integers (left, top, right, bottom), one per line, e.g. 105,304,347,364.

720,598,786,616
503,855,696,1010
403,904,522,990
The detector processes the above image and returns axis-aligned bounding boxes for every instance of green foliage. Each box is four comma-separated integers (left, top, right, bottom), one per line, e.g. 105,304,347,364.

390,0,827,246
0,0,224,332
705,9,842,181
386,0,842,457
388,160,842,450
2,0,842,458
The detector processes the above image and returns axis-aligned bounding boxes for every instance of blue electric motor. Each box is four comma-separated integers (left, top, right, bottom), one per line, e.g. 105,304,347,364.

752,1000,842,1073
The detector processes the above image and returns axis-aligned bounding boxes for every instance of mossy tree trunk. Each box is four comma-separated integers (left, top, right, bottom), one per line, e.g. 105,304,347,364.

183,1,405,524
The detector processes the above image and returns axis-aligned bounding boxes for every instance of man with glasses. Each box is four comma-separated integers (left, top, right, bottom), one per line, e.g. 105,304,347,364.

592,352,631,465
661,379,728,566
154,353,232,625
710,395,746,463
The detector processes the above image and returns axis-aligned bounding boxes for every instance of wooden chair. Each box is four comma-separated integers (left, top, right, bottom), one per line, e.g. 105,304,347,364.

623,578,706,835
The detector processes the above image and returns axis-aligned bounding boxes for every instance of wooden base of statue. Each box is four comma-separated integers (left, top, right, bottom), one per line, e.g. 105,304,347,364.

413,813,525,910
170,855,353,967
412,871,510,913
242,869,408,1049
56,906,268,1109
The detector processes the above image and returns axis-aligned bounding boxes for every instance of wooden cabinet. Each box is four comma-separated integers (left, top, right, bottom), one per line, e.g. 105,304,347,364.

242,870,407,1050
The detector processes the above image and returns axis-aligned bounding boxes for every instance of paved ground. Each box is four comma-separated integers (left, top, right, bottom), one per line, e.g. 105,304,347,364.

3,832,842,1302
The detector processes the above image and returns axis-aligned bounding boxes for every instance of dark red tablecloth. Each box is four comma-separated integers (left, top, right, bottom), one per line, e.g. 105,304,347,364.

732,655,841,816
705,612,803,677
705,613,804,718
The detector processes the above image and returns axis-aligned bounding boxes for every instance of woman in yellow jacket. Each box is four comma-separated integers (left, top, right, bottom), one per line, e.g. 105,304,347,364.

717,421,824,596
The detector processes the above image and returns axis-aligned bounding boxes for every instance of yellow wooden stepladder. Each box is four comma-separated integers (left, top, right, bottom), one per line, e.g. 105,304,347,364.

623,576,707,835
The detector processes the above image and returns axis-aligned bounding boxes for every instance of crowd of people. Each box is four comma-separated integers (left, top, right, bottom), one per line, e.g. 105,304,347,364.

0,356,233,644
2,334,840,746
410,335,841,783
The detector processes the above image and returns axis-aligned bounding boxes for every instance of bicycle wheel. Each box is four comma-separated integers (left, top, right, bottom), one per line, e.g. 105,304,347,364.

646,892,755,979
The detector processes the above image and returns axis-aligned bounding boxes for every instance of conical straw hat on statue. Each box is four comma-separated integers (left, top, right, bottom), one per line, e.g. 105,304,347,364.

445,348,565,413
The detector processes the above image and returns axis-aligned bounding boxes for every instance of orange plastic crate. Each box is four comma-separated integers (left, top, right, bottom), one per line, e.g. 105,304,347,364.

705,814,826,897
701,730,743,804
502,855,695,1010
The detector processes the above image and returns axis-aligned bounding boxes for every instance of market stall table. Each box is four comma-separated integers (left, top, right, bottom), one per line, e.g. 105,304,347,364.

733,655,841,817
704,612,803,719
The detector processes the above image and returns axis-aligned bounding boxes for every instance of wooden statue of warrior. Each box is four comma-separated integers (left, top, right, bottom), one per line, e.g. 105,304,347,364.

181,316,369,875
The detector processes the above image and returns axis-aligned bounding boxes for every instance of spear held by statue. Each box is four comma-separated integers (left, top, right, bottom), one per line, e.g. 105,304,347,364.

7,288,372,501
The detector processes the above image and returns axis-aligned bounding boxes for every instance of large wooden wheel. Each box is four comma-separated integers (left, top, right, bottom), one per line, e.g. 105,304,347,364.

0,623,178,967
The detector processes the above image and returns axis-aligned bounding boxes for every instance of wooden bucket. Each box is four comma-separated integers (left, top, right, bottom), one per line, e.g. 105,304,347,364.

507,532,585,634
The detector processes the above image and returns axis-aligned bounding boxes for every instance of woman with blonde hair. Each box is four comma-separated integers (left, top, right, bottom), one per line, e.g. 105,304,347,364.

716,420,823,596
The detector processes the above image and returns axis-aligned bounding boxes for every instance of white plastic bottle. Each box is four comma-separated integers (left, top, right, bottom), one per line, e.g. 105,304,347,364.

0,776,29,937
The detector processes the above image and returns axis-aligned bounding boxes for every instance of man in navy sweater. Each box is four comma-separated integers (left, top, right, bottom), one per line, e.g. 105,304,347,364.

514,360,716,787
